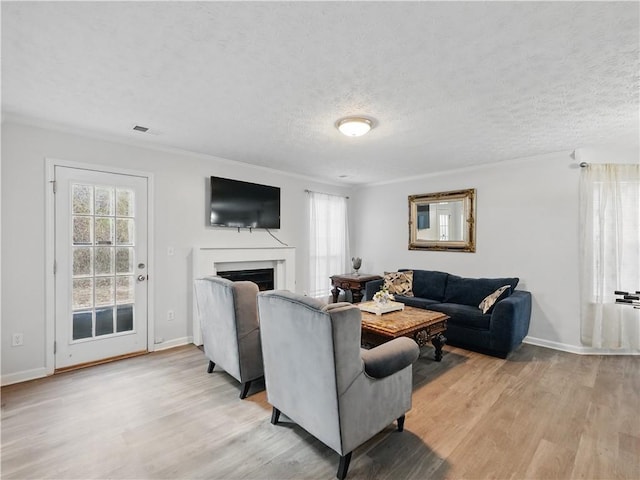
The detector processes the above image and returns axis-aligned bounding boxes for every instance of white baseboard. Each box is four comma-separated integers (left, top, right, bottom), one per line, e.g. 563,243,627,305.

524,336,640,355
152,336,193,351
1,367,48,386
3,339,196,386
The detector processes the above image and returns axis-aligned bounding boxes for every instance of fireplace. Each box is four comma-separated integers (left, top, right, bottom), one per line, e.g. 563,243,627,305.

217,268,275,291
192,246,296,346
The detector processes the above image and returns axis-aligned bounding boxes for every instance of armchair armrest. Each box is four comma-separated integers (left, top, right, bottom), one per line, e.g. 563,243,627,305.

361,337,419,379
323,302,353,312
489,290,532,353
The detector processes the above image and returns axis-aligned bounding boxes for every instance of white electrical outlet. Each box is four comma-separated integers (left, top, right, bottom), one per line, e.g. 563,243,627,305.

167,310,175,321
12,333,24,347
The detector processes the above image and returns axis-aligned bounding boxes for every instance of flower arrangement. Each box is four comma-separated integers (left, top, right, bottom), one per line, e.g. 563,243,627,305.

373,286,393,305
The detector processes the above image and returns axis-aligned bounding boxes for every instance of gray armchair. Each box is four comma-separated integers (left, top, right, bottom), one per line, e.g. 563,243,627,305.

194,276,263,399
257,290,419,479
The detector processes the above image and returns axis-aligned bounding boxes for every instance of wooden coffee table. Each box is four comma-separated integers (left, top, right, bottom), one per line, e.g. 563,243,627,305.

359,304,449,361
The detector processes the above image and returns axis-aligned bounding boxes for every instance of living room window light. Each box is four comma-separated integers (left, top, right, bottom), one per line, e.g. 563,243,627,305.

308,191,350,299
579,162,640,350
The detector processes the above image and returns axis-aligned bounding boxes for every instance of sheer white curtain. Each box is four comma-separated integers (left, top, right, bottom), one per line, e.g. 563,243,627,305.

308,191,350,299
579,162,640,350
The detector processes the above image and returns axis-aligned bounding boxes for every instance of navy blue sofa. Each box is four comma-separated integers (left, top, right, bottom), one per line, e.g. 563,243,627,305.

364,269,532,358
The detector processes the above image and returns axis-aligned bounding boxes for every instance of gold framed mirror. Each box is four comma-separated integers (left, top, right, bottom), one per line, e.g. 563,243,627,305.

408,188,476,252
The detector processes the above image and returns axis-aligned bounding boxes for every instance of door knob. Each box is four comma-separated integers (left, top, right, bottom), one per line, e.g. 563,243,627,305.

137,274,146,282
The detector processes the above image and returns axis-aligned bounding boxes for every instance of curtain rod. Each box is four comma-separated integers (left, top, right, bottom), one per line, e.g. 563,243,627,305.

305,189,349,199
572,149,588,167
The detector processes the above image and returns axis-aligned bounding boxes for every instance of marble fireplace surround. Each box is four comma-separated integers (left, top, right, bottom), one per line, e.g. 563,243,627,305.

191,246,296,345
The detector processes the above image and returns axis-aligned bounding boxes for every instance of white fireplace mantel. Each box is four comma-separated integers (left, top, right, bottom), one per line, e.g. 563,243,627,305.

191,246,296,345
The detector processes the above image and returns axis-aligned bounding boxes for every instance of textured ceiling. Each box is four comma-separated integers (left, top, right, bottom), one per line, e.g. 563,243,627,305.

2,1,639,185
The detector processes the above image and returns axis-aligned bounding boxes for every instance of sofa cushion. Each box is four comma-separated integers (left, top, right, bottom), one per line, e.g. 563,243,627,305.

479,285,511,314
393,295,440,309
428,303,492,330
383,271,414,297
403,269,449,302
443,275,519,307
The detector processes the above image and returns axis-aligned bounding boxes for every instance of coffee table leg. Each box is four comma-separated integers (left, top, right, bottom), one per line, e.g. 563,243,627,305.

432,333,447,362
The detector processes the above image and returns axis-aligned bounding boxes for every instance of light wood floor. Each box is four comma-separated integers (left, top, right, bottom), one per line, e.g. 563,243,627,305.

1,343,638,479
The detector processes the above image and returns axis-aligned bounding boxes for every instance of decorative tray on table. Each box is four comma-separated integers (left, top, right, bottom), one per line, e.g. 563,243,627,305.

357,301,405,316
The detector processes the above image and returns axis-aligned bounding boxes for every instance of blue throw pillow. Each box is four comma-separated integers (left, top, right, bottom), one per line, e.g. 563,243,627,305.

406,269,449,301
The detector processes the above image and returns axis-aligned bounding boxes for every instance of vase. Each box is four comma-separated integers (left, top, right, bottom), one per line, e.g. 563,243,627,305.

351,257,362,275
374,296,388,306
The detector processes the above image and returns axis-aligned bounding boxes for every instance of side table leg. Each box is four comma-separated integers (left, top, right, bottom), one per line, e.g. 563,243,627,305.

331,286,340,303
432,333,447,362
352,289,363,304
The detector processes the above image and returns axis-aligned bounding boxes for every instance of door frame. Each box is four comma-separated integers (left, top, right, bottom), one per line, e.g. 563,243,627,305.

45,158,155,375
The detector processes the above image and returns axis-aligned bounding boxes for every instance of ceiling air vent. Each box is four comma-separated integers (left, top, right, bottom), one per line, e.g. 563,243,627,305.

133,125,149,133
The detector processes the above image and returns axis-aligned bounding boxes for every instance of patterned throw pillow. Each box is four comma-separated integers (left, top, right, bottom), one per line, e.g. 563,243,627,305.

479,285,511,314
383,271,414,297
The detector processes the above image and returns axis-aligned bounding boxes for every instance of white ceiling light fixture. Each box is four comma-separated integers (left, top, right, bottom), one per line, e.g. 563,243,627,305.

336,117,373,137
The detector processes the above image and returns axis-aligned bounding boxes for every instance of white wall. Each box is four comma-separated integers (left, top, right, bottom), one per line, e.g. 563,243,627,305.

351,148,638,353
2,119,636,383
1,120,350,383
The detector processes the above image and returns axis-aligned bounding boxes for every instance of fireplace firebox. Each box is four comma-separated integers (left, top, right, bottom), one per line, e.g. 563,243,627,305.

217,268,275,291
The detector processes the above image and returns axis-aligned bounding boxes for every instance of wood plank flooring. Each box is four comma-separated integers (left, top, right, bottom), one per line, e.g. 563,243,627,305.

1,343,638,479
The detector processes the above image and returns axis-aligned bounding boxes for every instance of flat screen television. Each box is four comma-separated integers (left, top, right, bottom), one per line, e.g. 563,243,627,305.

210,176,281,229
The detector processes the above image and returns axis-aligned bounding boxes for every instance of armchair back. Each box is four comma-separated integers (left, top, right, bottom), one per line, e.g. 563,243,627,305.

257,292,361,452
258,291,415,455
194,276,263,384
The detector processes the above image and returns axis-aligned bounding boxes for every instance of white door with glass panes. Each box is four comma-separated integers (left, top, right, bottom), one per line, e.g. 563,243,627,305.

54,166,148,369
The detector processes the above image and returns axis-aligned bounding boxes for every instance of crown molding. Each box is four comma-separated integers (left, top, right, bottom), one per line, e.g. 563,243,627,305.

2,112,349,189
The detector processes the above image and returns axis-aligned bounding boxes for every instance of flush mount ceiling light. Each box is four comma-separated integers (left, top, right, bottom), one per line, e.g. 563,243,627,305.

336,117,373,137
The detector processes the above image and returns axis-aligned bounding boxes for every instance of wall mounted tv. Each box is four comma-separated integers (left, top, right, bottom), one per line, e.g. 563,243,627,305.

209,176,281,229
